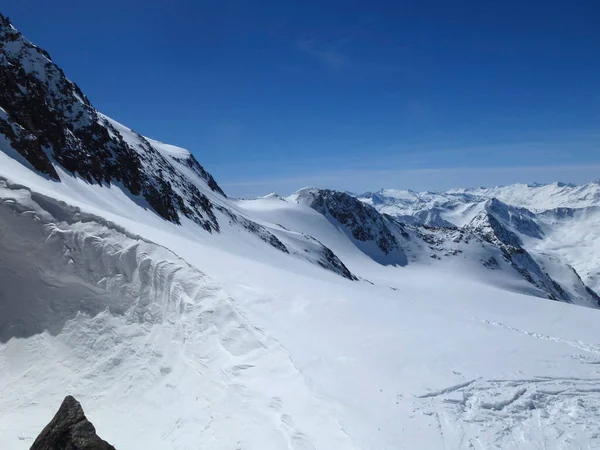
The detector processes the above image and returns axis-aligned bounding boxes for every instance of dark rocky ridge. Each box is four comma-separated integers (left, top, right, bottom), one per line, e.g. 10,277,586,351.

301,189,403,256
0,14,358,280
30,395,115,450
301,188,599,306
0,13,222,230
466,198,600,305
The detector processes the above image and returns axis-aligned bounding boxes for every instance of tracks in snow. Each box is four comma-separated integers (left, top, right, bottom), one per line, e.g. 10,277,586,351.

0,185,356,450
408,318,600,449
480,319,600,355
414,375,600,449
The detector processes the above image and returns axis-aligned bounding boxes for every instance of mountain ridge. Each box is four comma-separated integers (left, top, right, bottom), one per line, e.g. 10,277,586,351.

3,12,600,450
1,12,598,304
0,14,359,281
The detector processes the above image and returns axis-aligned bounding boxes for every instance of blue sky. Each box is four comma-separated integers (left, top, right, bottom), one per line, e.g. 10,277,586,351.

4,0,600,196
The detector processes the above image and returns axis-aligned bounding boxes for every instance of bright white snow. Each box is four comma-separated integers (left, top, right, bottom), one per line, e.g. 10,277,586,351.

2,149,600,449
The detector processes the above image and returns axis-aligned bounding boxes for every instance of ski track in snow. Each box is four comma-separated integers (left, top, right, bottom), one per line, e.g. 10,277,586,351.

2,18,600,449
408,320,600,449
0,19,600,450
2,163,600,449
413,376,600,450
479,319,600,355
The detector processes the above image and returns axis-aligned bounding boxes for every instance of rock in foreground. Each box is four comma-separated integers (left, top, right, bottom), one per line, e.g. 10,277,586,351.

30,396,115,450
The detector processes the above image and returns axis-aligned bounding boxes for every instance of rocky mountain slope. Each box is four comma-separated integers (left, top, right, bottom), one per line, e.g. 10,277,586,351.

290,188,599,307
3,13,600,450
358,183,600,301
2,12,596,305
0,13,354,281
0,15,222,229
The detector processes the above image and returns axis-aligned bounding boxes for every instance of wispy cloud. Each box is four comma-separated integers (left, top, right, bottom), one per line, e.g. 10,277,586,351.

297,36,351,70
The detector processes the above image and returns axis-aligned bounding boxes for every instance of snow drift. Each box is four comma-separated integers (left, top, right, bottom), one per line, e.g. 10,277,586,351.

0,182,355,449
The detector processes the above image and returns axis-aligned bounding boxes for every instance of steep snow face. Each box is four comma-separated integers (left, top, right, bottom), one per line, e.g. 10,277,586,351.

465,199,599,307
484,198,543,241
533,206,600,294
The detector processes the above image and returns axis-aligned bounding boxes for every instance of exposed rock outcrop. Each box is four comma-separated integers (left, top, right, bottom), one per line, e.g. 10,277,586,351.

0,13,222,229
293,188,409,266
30,396,115,450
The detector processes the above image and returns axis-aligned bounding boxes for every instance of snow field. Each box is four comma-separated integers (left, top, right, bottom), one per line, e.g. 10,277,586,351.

0,187,354,450
2,156,600,449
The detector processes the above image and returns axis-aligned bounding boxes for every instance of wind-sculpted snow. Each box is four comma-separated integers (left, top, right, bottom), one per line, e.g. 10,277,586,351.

0,184,357,450
3,11,600,449
3,165,600,450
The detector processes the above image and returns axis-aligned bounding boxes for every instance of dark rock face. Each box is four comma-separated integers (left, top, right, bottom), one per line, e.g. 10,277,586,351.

485,198,544,241
0,13,223,230
30,396,115,450
304,189,401,255
318,246,358,281
0,15,360,279
296,188,409,266
466,202,571,302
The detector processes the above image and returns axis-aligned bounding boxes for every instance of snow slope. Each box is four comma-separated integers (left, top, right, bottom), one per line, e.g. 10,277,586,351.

533,206,600,294
360,181,600,223
360,184,600,299
0,183,355,450
2,12,600,450
3,174,600,449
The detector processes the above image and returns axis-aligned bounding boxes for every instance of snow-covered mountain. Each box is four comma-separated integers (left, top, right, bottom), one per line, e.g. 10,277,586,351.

3,13,600,450
359,184,600,298
465,199,599,307
359,181,600,226
0,14,357,281
3,10,592,306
